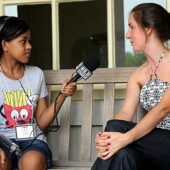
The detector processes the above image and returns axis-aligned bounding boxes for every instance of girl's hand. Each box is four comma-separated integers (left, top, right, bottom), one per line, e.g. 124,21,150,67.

60,78,77,96
95,132,132,160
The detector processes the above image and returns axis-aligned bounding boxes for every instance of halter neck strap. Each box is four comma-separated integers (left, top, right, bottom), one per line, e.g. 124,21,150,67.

150,50,166,80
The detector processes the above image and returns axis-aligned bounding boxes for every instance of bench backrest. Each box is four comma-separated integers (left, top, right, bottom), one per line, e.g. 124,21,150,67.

43,67,144,168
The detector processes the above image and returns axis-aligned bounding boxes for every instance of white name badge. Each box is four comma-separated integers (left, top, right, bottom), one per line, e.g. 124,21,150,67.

15,124,36,140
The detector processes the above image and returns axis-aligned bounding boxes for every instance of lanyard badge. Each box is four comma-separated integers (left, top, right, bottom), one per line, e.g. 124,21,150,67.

15,124,36,140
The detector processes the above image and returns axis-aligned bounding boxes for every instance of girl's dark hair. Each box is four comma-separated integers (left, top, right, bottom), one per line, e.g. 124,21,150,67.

0,16,29,56
131,3,170,42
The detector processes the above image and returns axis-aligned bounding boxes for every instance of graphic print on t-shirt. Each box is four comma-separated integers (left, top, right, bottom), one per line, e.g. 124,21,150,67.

0,89,36,128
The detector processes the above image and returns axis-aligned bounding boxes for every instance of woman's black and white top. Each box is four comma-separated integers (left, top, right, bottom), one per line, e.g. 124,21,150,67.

140,79,170,130
140,51,170,130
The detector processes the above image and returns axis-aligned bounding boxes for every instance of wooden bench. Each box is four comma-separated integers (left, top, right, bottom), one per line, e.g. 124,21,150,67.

43,67,146,170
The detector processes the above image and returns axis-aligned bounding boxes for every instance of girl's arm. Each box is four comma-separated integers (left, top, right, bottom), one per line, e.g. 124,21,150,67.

35,80,77,130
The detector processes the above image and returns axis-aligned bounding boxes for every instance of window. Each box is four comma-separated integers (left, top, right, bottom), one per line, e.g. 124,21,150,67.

59,0,107,69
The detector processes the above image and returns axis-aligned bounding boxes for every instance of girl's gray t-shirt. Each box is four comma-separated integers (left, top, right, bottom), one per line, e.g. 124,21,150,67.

0,65,48,142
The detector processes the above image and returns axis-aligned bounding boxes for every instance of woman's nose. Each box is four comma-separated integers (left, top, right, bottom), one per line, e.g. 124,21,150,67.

126,30,130,39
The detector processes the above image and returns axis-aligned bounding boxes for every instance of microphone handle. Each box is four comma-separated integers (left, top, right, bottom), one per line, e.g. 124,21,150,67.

55,73,81,102
66,73,81,85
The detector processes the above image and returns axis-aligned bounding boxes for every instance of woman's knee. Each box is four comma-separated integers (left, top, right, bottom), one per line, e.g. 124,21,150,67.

114,147,138,166
18,151,46,170
116,147,134,159
105,119,135,132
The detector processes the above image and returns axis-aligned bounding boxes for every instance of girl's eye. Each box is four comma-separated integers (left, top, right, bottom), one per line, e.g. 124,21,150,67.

20,40,26,44
19,39,31,45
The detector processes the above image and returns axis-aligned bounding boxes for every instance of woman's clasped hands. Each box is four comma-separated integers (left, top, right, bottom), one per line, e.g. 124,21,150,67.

95,131,132,160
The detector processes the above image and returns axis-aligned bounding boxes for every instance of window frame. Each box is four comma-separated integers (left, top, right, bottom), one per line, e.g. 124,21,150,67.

0,0,169,69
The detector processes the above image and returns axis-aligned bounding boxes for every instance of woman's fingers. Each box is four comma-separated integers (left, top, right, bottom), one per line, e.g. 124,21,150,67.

98,150,110,158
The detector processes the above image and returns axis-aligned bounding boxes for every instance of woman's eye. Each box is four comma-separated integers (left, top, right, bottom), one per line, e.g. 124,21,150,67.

130,26,134,30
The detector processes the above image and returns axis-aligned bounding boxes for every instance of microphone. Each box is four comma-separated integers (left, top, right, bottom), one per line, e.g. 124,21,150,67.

0,135,21,155
67,57,100,84
53,57,100,128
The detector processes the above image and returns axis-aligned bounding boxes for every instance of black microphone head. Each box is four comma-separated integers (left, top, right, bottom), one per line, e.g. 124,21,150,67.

83,57,100,72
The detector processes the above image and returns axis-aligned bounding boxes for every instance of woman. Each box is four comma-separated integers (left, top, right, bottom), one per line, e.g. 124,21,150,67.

92,3,170,170
0,16,77,170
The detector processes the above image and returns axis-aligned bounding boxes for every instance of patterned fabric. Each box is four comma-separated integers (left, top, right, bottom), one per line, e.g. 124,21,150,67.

140,79,170,130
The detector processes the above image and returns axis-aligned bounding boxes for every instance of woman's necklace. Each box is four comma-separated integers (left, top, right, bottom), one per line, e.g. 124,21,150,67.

150,50,166,80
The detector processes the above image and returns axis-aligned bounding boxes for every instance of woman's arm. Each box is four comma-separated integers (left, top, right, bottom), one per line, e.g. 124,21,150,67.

95,69,141,158
96,68,170,160
98,88,170,160
114,68,141,121
126,87,170,141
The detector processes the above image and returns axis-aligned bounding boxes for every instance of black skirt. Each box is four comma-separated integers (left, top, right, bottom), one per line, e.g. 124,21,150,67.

91,119,170,170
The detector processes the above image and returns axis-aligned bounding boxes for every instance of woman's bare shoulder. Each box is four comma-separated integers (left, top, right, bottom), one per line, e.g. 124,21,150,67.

128,62,149,85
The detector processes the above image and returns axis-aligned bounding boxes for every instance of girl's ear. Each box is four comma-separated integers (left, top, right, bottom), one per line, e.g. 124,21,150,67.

1,40,8,52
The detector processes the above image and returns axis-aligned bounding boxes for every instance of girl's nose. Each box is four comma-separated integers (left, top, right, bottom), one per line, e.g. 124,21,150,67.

27,42,32,49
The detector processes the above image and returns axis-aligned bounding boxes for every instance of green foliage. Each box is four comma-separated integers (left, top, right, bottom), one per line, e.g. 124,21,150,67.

125,52,146,67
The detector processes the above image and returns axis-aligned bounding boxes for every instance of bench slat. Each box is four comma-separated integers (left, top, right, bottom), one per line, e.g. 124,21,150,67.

80,84,93,161
49,168,90,170
103,83,115,128
52,160,93,167
58,97,71,160
44,67,135,85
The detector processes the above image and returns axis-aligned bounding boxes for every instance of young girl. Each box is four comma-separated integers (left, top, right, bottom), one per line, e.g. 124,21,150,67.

92,3,170,170
0,16,77,170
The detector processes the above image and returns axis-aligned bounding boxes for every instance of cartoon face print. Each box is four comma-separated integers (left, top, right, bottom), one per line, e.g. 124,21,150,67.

3,104,32,128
